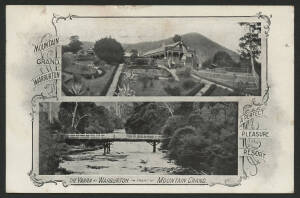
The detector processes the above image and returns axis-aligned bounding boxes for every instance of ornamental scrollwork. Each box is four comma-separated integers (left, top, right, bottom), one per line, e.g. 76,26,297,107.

257,12,272,37
28,170,70,187
52,13,77,36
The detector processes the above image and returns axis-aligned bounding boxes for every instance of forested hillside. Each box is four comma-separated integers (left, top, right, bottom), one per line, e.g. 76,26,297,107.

123,32,240,63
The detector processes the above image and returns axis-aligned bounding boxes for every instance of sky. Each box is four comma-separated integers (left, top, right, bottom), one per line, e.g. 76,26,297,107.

57,18,248,52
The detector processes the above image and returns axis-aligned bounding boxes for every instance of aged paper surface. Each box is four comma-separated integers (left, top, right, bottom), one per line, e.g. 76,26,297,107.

6,5,294,193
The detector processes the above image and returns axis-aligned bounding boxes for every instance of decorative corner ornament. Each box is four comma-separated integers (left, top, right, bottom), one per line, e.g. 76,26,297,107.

28,170,70,187
256,12,272,37
52,13,76,35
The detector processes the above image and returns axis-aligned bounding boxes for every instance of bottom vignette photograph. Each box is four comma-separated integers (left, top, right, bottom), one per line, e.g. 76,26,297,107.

38,102,238,177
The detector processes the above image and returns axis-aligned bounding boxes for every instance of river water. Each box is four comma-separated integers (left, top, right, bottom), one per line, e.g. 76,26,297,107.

59,141,181,175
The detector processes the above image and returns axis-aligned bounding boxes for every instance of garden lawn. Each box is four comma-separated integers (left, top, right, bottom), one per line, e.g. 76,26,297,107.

62,64,117,96
128,75,201,96
82,65,116,96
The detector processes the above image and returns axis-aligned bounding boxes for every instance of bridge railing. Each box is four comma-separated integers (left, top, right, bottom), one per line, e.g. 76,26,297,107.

64,133,162,140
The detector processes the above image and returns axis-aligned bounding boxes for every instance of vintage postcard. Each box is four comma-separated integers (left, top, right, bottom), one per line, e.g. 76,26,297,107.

5,5,294,193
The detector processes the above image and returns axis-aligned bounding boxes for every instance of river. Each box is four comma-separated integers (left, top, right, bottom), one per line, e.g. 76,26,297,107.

59,141,181,175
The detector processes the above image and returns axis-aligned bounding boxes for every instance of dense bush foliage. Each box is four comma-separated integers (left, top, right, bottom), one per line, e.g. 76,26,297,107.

167,126,197,160
134,58,149,65
138,74,151,89
164,85,181,96
86,105,116,133
202,51,239,69
173,102,194,116
173,34,182,43
202,58,213,69
93,57,106,66
62,74,88,96
178,67,192,78
62,36,83,54
125,103,171,134
94,37,124,64
212,51,239,68
182,79,196,89
160,115,187,149
39,112,68,174
61,54,73,71
58,102,123,134
161,102,238,175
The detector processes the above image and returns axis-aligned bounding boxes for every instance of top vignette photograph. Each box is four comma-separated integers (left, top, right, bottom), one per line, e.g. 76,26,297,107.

59,17,263,97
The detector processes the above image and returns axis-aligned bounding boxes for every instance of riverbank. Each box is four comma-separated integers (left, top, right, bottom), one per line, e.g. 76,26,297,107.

58,142,178,175
57,142,205,175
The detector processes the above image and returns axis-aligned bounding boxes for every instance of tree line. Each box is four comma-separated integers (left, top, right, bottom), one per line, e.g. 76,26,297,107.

125,102,238,175
62,35,124,65
40,101,238,175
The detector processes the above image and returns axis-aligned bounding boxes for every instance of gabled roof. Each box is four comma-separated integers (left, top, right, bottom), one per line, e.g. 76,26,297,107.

142,46,165,56
143,41,183,56
165,41,182,48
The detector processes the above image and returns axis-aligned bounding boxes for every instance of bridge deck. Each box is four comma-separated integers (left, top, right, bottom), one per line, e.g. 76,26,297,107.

64,133,163,141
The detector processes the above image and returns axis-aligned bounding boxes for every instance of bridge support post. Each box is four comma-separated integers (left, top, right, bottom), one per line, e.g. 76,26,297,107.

103,142,109,155
103,142,112,155
108,142,111,153
147,141,158,153
103,143,106,155
153,142,157,153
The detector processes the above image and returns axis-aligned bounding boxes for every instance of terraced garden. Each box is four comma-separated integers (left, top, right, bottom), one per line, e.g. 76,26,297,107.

62,53,118,96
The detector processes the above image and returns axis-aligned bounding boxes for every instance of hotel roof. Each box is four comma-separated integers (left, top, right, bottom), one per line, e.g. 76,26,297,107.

142,41,183,56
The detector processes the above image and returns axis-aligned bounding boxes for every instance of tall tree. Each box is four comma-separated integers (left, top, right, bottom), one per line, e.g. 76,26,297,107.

239,22,261,88
70,35,80,42
64,74,87,130
94,37,124,64
58,102,90,132
125,102,171,134
62,35,83,54
173,34,182,43
58,102,123,134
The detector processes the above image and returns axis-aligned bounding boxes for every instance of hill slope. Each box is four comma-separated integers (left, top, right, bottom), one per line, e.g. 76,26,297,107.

123,32,240,64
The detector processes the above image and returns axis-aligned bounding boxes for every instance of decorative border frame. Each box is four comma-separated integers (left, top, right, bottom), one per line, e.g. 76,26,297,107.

28,11,272,188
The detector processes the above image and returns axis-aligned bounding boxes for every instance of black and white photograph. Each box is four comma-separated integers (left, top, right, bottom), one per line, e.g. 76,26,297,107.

60,18,263,97
39,101,238,175
4,4,294,193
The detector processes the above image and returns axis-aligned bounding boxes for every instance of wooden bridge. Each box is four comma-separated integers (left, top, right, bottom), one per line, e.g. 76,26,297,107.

64,133,163,154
